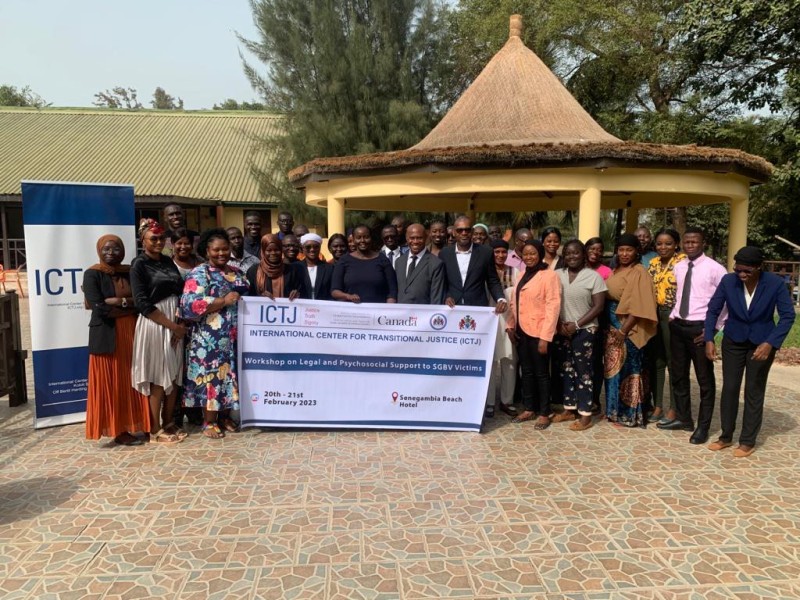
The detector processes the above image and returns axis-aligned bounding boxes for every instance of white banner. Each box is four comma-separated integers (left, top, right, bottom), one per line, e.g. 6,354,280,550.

238,298,498,431
22,181,136,429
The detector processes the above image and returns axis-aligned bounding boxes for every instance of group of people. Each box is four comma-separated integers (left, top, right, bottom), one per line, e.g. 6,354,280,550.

83,204,795,457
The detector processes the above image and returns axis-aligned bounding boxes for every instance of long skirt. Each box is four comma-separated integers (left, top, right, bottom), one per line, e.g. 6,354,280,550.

85,314,150,439
604,301,648,427
131,296,184,396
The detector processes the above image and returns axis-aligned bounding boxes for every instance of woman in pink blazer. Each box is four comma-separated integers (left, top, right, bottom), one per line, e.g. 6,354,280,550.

506,240,562,429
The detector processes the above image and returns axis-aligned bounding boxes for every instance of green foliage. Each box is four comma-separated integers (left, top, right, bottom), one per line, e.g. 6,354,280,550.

0,84,48,108
151,87,183,110
213,99,267,110
682,0,800,114
93,87,142,109
240,0,450,226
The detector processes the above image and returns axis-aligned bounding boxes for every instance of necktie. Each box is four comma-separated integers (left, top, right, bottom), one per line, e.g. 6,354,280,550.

679,261,694,319
408,254,418,277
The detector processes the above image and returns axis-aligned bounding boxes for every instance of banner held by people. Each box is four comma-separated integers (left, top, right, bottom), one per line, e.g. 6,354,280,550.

22,181,136,429
238,298,498,431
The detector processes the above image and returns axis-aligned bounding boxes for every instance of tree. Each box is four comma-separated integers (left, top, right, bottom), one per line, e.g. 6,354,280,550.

682,1,800,114
93,87,142,109
151,87,184,110
0,84,48,108
239,0,451,223
213,98,267,110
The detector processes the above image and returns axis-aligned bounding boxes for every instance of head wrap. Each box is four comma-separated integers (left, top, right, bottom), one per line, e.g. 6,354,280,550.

490,239,509,250
87,234,130,275
256,233,285,294
733,246,764,267
300,233,323,245
473,223,489,233
138,218,165,240
616,233,640,250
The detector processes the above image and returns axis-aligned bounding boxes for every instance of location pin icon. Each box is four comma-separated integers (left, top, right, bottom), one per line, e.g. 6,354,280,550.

392,392,398,403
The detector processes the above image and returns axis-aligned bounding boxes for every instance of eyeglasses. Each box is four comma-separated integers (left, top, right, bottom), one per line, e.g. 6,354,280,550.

455,227,472,233
734,267,756,275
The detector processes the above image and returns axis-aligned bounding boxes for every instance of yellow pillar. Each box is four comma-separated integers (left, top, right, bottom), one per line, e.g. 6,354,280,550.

327,196,345,235
728,194,749,270
625,206,640,233
578,188,601,242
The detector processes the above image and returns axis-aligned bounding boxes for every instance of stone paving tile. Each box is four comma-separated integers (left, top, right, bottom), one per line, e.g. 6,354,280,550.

3,351,800,598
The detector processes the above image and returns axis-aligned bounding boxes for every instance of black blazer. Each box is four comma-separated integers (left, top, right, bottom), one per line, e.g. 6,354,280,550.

302,261,334,301
83,269,136,355
246,261,308,298
439,244,504,307
395,252,445,305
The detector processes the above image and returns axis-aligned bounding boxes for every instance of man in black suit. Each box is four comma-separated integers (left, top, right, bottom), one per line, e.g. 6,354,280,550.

395,223,445,304
439,216,507,313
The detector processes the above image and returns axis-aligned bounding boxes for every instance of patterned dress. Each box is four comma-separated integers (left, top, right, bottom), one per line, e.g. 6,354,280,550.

180,264,249,412
604,265,658,427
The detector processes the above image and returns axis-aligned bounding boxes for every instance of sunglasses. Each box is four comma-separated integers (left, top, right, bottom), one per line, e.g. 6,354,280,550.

733,267,756,275
455,227,472,233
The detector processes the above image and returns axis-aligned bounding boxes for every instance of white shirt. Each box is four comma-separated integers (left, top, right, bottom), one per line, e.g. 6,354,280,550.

381,246,402,268
744,283,757,310
307,265,318,298
406,248,426,277
455,245,473,285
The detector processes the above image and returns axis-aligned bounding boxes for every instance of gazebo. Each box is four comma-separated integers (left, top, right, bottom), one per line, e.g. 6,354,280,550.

289,15,772,267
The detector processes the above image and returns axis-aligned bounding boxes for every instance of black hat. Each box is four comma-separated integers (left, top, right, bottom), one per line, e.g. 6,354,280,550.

490,239,509,250
616,233,640,249
733,246,764,267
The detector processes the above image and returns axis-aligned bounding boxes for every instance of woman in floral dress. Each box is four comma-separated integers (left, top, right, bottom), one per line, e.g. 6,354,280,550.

180,229,249,439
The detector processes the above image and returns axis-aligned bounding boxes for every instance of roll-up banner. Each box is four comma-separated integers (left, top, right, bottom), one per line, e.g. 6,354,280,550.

238,298,498,431
22,181,136,429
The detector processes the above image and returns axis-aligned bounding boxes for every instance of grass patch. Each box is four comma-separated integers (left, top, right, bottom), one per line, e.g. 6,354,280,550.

782,318,800,348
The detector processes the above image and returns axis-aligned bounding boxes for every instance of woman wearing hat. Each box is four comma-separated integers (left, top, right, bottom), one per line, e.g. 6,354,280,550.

704,246,795,457
301,233,334,300
83,234,149,445
604,233,658,427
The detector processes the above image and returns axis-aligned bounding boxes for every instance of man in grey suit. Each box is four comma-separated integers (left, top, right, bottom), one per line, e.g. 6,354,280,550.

395,223,446,304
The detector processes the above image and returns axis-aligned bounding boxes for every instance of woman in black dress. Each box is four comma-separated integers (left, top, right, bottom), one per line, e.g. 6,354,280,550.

331,225,397,304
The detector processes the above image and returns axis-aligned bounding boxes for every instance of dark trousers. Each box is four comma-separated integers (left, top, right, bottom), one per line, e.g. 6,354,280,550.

719,337,776,446
648,307,675,411
554,329,596,415
669,319,716,428
517,329,551,416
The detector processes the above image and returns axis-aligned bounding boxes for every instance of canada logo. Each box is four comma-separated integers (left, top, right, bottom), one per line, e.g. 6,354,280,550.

458,315,477,331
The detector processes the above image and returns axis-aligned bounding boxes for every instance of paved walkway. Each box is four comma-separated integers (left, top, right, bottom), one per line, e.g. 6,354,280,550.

2,288,800,599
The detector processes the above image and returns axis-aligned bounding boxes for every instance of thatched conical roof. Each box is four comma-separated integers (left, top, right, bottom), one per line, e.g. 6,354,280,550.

412,15,620,149
289,15,772,185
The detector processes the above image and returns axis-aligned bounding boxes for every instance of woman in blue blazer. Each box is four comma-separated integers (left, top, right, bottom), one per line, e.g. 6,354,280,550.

704,246,795,457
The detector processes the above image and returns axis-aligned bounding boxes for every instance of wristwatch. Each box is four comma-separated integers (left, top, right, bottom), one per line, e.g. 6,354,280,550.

121,298,128,308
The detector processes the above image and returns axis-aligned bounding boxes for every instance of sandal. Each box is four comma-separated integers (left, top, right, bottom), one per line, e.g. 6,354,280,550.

202,423,225,439
164,423,189,441
153,429,181,445
533,417,551,431
552,412,576,423
512,410,536,423
219,418,240,433
569,419,594,432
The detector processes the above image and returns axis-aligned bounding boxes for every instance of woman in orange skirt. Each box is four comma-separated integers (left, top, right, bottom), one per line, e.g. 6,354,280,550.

83,234,149,444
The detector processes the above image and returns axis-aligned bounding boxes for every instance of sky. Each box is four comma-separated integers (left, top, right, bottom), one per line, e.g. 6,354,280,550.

0,0,262,109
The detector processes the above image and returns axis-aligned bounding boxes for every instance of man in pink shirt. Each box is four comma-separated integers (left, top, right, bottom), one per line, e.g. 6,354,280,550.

658,227,727,444
505,228,531,272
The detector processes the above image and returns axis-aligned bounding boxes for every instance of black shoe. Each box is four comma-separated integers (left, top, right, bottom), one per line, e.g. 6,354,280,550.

689,428,709,444
657,420,694,431
484,406,495,418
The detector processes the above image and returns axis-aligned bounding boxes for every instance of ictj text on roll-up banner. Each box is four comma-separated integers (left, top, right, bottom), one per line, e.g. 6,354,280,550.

22,181,136,429
238,298,498,432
